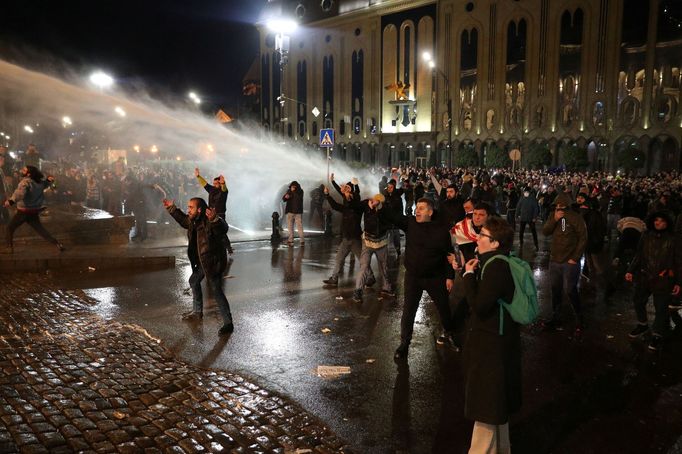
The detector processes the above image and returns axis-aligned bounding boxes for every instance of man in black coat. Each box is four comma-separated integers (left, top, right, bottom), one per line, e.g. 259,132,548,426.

626,211,681,351
389,198,458,359
163,197,234,335
383,179,405,256
322,178,375,287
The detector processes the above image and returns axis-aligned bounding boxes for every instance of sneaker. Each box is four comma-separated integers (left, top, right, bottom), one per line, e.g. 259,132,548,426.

394,343,409,360
437,332,461,352
364,277,377,288
181,311,203,321
218,323,234,335
628,324,649,338
648,335,662,351
352,289,363,302
669,301,682,310
323,276,338,286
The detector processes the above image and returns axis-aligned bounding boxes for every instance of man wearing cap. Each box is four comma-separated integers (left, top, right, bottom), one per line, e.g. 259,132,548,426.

352,193,393,302
542,193,588,333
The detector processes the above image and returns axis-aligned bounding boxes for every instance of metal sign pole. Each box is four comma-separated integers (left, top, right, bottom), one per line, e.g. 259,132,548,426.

326,147,331,182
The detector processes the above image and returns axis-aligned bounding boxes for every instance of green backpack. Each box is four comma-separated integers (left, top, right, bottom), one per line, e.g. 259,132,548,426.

481,254,539,335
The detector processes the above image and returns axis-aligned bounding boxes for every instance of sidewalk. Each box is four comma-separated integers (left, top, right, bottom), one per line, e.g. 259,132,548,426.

0,274,349,453
0,225,322,273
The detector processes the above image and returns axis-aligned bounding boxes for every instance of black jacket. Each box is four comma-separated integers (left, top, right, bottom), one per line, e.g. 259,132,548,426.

360,200,391,241
326,192,363,240
167,205,228,276
439,196,466,228
283,181,304,214
384,187,405,218
628,212,681,288
203,184,228,217
389,211,454,279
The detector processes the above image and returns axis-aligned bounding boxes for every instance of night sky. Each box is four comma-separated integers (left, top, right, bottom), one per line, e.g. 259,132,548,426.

1,0,267,112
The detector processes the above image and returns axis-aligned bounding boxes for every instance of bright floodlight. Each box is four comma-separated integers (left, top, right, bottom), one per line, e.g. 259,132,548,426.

188,92,201,105
114,106,126,117
24,125,34,133
62,116,73,126
422,51,432,62
267,18,298,34
150,145,158,153
429,61,436,69
89,71,114,89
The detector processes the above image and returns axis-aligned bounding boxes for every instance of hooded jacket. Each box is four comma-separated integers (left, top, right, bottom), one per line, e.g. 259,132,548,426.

283,181,304,214
542,193,587,263
167,204,228,276
627,211,681,287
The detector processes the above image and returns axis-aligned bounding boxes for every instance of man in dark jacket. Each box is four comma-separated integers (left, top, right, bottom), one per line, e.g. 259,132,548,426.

542,192,588,332
195,168,233,255
626,211,681,351
516,188,539,249
321,179,375,287
163,197,234,335
282,180,304,246
389,198,458,359
383,179,404,256
575,192,606,280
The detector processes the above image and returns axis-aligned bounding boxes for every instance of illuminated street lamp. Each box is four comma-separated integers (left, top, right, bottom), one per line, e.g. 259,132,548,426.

89,71,114,90
62,116,73,127
114,106,126,117
150,145,158,153
267,18,298,134
24,125,34,134
188,91,201,105
422,52,452,167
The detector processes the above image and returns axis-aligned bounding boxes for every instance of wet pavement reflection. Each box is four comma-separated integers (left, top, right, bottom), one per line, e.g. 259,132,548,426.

54,236,682,453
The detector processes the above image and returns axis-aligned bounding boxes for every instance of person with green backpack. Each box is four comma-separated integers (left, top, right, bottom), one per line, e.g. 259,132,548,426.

458,216,532,454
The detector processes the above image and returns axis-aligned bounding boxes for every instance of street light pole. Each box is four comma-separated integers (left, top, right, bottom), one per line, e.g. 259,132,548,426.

423,53,452,168
267,19,297,136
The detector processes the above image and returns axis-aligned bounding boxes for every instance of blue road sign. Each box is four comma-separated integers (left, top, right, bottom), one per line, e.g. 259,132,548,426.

319,128,335,147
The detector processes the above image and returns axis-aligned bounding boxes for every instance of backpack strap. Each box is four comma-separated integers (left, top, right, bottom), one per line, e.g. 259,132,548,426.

481,254,509,336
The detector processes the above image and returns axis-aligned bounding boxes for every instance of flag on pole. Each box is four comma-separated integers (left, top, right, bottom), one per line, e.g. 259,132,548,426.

215,109,233,123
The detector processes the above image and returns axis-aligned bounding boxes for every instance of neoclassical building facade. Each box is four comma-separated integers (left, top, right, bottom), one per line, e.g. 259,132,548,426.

257,0,682,173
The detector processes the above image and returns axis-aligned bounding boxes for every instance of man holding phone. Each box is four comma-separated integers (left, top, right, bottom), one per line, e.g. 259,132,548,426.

542,192,587,333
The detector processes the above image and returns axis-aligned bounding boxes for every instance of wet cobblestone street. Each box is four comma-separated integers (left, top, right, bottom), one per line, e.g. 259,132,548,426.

0,275,348,453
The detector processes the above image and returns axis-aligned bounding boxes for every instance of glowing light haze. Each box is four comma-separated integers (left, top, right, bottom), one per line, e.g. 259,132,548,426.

0,59,370,231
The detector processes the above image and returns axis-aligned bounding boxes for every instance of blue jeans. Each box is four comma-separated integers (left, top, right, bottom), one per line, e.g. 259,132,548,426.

189,264,233,324
549,261,581,323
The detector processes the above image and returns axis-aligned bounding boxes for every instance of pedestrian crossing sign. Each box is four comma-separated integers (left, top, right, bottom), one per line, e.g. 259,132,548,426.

319,129,335,147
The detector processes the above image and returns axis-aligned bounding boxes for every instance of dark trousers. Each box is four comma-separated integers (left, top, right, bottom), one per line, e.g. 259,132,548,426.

519,221,538,247
633,281,672,336
189,264,233,324
6,210,59,247
549,261,581,323
400,274,453,344
506,209,516,231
